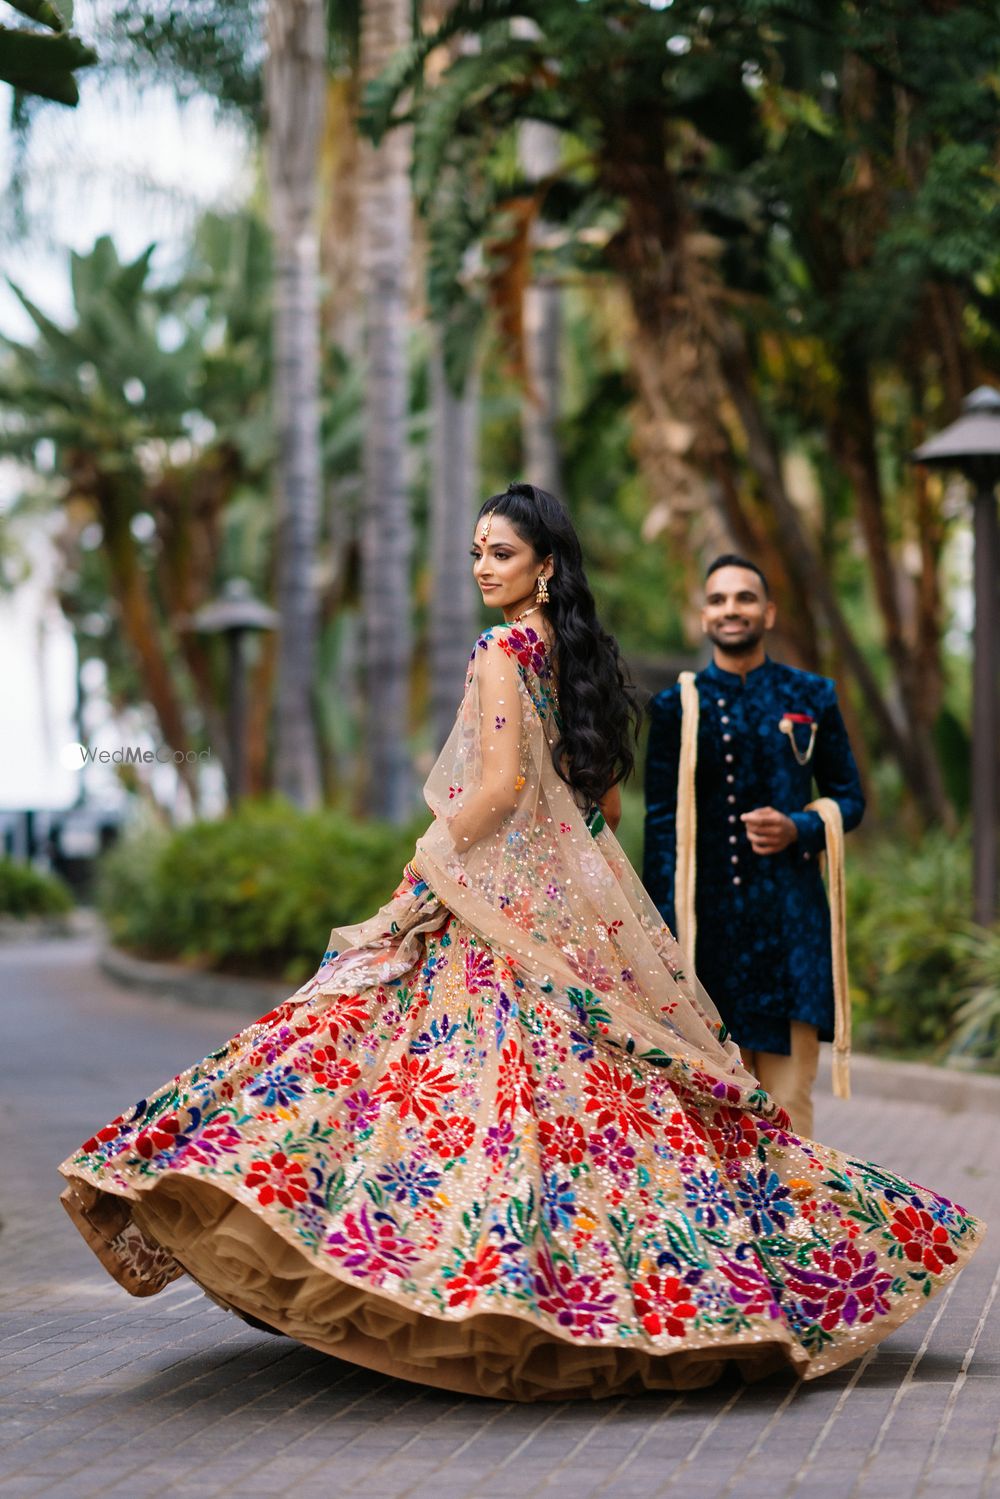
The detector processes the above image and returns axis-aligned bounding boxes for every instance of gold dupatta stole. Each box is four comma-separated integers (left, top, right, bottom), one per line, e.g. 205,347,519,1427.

305,625,776,1117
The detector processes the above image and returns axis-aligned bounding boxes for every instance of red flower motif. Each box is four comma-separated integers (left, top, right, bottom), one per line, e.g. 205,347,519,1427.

662,1108,709,1157
134,1113,186,1160
496,1040,536,1121
375,1054,458,1122
708,1106,760,1161
538,1114,587,1165
446,1244,503,1307
309,1048,361,1090
890,1205,958,1275
633,1274,699,1339
322,995,370,1047
244,1150,309,1209
583,1060,656,1139
426,1114,476,1159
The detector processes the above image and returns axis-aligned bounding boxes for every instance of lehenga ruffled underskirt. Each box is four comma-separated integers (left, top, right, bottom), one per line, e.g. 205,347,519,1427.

60,905,984,1401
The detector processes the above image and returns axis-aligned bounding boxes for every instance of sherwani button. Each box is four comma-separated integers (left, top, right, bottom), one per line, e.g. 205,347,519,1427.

729,835,737,843
732,876,742,885
727,795,735,803
726,775,734,784
725,754,733,763
717,698,726,707
721,716,730,724
731,854,739,864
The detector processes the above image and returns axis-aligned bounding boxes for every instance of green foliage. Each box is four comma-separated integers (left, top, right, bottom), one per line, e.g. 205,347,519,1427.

0,857,73,917
949,926,1000,1068
97,799,425,983
846,828,973,1056
0,0,96,106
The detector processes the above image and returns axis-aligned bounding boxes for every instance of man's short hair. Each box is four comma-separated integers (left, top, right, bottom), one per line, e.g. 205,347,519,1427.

705,553,770,598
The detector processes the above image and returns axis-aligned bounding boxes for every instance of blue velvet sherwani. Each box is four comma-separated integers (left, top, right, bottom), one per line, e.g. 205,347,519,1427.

642,658,865,1056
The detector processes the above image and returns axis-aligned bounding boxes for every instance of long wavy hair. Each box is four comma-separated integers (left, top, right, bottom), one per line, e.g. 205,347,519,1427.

476,483,640,806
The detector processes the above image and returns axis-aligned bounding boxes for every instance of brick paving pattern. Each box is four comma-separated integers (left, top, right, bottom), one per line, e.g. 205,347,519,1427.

2,935,997,1498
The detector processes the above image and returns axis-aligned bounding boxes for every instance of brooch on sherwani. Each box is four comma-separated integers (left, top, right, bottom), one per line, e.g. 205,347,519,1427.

779,711,817,765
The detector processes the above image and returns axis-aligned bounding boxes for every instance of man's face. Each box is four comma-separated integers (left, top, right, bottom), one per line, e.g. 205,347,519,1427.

701,565,776,655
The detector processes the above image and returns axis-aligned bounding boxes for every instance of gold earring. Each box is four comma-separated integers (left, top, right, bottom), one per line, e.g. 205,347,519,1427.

536,574,550,604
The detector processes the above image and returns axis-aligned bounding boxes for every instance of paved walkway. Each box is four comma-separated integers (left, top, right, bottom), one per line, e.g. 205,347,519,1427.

1,935,998,1498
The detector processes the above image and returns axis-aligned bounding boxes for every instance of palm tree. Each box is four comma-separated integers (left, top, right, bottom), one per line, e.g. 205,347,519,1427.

266,0,327,809
365,0,1000,825
358,0,414,821
0,225,275,808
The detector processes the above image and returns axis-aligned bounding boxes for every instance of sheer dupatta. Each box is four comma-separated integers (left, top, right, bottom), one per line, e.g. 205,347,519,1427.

312,625,773,1117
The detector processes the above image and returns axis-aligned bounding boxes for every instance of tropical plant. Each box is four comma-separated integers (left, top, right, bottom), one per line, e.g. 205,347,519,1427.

0,220,275,804
364,0,1000,827
0,0,96,105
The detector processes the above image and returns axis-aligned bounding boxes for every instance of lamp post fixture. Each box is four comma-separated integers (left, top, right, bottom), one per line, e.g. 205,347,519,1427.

913,387,1000,926
188,580,280,806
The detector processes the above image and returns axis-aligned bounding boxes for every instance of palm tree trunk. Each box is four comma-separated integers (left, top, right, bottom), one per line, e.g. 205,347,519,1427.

429,339,479,749
266,0,326,808
518,119,562,495
359,0,414,822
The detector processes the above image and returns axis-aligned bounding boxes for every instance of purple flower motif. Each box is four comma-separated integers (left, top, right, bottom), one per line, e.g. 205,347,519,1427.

344,1088,381,1133
782,1240,894,1332
587,1124,637,1180
532,1247,618,1337
485,1119,515,1165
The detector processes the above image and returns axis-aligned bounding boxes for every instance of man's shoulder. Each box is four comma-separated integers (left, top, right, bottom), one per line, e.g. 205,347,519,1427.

648,681,683,719
766,660,838,702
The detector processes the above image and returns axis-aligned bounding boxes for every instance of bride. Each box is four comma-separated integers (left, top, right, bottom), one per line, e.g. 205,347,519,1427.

60,483,982,1401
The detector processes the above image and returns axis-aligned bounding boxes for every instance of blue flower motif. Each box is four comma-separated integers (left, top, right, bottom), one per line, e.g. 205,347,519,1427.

245,1066,306,1110
684,1168,731,1229
542,1172,577,1231
376,1158,442,1206
736,1168,794,1236
411,1014,461,1055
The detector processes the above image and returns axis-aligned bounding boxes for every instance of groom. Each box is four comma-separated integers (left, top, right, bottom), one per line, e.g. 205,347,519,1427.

642,555,865,1136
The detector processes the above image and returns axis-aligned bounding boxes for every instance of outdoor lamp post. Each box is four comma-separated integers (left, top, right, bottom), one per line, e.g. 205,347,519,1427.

189,579,279,805
913,386,1000,927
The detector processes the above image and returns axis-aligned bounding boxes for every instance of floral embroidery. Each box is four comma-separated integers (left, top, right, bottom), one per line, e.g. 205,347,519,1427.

60,618,983,1397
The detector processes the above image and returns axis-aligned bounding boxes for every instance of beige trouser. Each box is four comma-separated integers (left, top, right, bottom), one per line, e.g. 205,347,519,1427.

741,1020,820,1139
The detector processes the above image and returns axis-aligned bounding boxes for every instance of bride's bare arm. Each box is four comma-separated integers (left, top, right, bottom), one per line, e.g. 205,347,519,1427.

446,641,524,850
598,781,622,833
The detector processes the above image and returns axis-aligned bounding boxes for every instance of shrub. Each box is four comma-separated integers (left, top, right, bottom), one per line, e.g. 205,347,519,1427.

97,798,424,984
948,924,1000,1067
0,858,74,918
846,827,972,1056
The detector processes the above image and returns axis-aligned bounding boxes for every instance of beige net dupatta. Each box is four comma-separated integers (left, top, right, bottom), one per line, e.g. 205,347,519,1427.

316,628,767,1113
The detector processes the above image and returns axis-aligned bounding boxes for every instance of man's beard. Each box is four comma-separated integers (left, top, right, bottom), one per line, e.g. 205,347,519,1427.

706,622,765,656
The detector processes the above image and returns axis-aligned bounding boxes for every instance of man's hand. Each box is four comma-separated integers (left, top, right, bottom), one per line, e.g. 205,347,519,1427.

740,807,798,855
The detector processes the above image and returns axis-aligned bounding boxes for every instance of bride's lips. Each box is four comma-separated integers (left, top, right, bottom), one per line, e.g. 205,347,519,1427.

480,584,500,592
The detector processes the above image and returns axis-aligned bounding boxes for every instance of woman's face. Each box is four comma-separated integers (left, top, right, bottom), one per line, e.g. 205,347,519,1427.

470,513,551,620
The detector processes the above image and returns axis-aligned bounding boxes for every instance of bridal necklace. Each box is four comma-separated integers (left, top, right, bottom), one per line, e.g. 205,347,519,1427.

511,604,541,626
